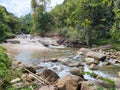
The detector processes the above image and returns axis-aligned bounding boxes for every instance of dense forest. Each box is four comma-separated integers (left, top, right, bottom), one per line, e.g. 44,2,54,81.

0,0,120,47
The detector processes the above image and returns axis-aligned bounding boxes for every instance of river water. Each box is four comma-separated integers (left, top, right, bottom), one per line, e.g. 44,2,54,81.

5,35,120,79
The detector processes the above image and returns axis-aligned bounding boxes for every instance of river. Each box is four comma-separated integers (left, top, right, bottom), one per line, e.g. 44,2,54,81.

3,34,120,79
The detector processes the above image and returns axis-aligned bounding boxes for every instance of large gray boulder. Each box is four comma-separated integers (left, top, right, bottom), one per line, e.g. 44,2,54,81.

86,51,106,60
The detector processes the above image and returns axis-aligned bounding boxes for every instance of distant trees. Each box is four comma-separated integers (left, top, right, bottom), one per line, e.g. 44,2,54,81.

19,14,32,34
31,0,51,35
0,6,19,41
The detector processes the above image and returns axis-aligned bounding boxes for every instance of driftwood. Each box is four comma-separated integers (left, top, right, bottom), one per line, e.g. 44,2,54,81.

24,68,50,85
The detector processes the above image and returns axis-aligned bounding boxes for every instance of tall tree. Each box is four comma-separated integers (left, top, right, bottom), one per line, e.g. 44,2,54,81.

31,0,50,34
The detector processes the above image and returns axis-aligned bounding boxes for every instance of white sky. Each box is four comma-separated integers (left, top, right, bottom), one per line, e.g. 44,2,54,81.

0,0,64,17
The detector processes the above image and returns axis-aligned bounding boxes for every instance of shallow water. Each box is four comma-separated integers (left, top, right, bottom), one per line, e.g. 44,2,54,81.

16,48,77,64
9,35,120,78
16,46,120,78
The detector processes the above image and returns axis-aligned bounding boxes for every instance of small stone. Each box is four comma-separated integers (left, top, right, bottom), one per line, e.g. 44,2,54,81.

39,85,58,90
70,67,83,78
10,78,21,84
50,58,58,62
85,58,95,65
89,64,98,70
12,82,25,89
102,62,110,66
69,62,82,67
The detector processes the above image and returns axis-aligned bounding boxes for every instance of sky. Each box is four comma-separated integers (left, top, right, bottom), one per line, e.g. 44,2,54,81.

0,0,64,17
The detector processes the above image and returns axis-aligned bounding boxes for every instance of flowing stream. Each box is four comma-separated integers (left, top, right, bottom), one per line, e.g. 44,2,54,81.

5,34,120,79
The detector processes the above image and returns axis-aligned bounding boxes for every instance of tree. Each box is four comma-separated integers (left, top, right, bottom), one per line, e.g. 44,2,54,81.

111,0,120,42
31,0,50,34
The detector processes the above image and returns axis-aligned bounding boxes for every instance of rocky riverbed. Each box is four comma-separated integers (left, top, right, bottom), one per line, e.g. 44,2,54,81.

3,35,120,90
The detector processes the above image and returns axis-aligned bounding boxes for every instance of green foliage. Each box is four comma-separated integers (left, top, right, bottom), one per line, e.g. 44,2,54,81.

29,0,120,46
112,43,120,50
83,71,96,77
31,0,51,35
49,0,115,46
97,86,104,90
0,5,20,41
98,76,115,85
111,0,120,42
93,38,112,45
0,46,12,90
36,12,53,36
19,14,32,34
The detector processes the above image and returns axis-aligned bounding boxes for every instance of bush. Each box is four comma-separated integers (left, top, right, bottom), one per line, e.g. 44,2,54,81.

0,46,12,89
58,27,85,43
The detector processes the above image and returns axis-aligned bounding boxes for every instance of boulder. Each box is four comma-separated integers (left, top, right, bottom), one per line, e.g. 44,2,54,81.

49,58,58,62
72,75,84,83
85,57,95,65
80,81,99,90
42,69,59,83
59,58,70,65
78,48,90,55
70,67,84,78
59,58,83,67
69,61,82,67
44,58,58,62
89,64,98,70
86,51,106,60
56,75,79,90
